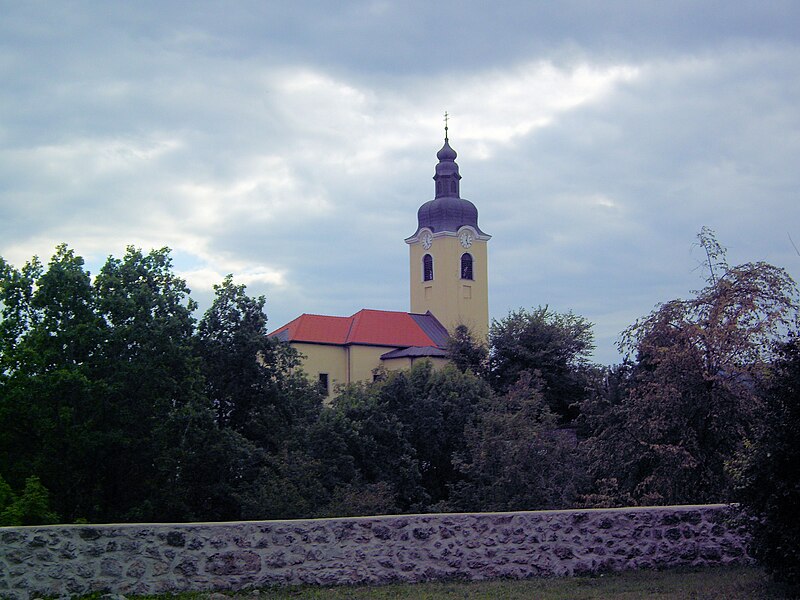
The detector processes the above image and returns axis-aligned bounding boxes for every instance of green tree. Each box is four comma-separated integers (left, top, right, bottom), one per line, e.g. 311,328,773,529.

191,275,332,521
89,246,206,521
584,229,798,505
0,246,105,521
316,481,398,518
290,362,492,515
448,373,586,512
734,335,800,592
488,306,595,422
196,275,321,450
447,324,488,376
307,381,425,513
0,473,14,518
0,245,231,522
236,448,330,520
376,362,491,508
146,402,265,522
0,475,59,526
1,246,336,523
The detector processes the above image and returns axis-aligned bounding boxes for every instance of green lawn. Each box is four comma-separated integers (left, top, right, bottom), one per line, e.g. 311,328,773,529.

130,566,797,600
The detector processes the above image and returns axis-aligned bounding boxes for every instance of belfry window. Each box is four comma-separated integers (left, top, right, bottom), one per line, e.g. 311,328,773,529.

461,253,473,280
423,254,434,281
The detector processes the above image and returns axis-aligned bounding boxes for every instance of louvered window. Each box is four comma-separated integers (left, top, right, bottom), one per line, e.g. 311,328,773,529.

423,254,434,281
461,253,473,280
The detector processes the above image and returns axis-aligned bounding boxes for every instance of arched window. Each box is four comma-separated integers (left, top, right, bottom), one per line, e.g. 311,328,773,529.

423,254,434,281
461,253,473,280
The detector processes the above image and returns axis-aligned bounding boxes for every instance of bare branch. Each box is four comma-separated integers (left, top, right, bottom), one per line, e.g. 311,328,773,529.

788,232,800,257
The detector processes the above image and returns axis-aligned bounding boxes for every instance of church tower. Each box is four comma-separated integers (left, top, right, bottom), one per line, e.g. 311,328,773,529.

405,131,491,341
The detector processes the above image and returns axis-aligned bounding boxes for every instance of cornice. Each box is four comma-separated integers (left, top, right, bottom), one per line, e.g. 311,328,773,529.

405,225,492,245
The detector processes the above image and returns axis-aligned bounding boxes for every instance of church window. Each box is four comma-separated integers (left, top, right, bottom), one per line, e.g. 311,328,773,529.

461,253,473,280
423,254,434,281
318,373,329,396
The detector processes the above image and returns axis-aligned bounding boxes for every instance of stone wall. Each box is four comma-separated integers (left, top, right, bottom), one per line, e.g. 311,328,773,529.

1,504,750,599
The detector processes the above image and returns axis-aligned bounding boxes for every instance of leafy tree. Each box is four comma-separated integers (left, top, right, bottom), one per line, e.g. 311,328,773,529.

0,474,12,511
575,361,634,439
236,448,330,520
0,245,232,522
93,246,200,403
375,362,491,507
146,402,265,522
0,474,59,526
0,246,338,523
293,362,492,515
191,275,332,521
88,246,207,521
317,482,398,518
447,324,488,376
196,275,321,450
488,306,595,422
734,335,800,592
448,372,587,512
584,229,798,505
0,246,105,521
308,382,425,512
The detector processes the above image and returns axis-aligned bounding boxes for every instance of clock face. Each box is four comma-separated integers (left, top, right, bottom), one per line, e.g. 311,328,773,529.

421,231,433,249
459,231,474,248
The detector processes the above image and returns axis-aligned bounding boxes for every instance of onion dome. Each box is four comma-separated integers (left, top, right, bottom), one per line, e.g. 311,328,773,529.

436,139,457,161
410,137,487,237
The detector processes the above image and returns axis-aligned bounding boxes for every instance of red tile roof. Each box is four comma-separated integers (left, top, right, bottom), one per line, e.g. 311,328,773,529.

270,313,352,345
270,309,448,349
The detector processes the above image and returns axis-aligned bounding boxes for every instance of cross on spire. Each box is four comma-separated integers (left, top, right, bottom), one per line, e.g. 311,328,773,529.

444,111,449,142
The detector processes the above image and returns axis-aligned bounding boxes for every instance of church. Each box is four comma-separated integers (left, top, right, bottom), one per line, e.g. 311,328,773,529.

270,131,490,396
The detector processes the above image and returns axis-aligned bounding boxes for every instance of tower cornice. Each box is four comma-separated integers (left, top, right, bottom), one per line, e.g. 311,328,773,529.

405,226,491,246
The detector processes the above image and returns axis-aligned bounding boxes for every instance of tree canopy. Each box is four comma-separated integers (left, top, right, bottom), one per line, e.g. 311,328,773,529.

734,335,800,592
0,246,322,523
489,306,594,421
583,229,798,505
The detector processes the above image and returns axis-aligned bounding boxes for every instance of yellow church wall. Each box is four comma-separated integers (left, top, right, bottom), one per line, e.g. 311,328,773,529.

291,342,453,398
428,356,450,370
291,342,348,397
380,357,412,371
409,229,489,342
380,356,451,372
347,345,397,383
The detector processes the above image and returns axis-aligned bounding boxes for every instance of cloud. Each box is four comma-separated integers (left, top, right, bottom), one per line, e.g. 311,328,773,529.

2,3,799,365
179,265,286,292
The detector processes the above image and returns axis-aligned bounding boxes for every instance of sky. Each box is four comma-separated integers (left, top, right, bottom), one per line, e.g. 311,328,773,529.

1,1,799,365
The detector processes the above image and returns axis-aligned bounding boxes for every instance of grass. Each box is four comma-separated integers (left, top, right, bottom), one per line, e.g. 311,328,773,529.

120,565,798,600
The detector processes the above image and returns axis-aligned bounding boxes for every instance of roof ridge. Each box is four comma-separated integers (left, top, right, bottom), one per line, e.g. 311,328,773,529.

344,312,358,344
352,308,409,315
